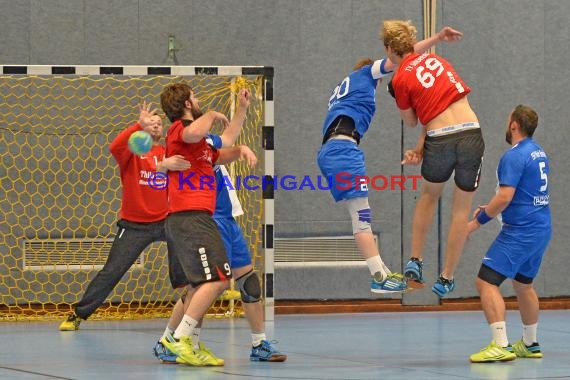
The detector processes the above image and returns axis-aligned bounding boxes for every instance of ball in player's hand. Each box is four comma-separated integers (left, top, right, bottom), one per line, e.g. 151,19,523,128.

128,131,152,155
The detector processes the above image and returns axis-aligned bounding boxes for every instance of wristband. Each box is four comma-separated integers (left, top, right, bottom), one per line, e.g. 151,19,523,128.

476,209,493,225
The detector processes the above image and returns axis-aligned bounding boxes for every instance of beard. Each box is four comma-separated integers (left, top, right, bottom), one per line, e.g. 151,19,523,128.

505,129,512,144
190,102,203,120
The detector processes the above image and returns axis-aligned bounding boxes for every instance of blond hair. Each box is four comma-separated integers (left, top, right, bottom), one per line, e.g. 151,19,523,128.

381,20,417,57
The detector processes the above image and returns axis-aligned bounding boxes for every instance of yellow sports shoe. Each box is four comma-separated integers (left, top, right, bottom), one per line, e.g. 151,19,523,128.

160,335,204,366
195,342,225,366
470,341,516,363
59,313,81,331
512,339,543,358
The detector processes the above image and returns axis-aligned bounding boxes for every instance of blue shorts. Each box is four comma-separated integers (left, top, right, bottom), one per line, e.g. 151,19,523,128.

215,216,252,269
317,139,368,202
482,226,551,280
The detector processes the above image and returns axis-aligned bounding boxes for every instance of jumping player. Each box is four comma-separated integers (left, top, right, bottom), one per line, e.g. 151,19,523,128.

317,25,463,293
468,105,551,363
382,19,484,297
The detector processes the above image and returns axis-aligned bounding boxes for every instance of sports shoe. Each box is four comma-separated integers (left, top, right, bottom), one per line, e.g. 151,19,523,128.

153,341,178,364
59,313,81,331
431,275,455,297
470,341,516,363
371,272,408,293
512,339,543,358
195,342,225,366
404,258,425,288
250,340,287,362
160,334,205,366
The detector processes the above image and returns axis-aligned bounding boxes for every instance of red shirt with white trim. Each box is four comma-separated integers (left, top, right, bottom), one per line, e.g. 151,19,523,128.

109,123,167,222
166,119,220,215
392,52,471,126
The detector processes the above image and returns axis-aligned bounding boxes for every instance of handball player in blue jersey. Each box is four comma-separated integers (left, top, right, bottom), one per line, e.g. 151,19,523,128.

317,26,463,293
467,105,551,363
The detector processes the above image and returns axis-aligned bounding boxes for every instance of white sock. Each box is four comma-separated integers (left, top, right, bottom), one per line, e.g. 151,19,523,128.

523,323,538,346
162,327,174,339
192,327,201,349
365,256,387,281
173,315,198,340
490,321,509,347
252,332,266,347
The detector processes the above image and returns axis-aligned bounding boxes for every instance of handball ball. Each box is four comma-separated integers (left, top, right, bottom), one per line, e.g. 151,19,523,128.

128,131,152,155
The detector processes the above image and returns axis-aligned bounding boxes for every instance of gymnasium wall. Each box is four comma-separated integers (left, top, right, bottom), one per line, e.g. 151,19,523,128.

1,0,568,300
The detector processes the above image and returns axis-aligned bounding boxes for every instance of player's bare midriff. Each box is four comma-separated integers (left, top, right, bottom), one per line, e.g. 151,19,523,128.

425,96,479,132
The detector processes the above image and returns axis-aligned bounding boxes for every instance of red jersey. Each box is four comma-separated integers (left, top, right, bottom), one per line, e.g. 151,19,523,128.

166,119,220,215
109,123,167,222
392,53,471,126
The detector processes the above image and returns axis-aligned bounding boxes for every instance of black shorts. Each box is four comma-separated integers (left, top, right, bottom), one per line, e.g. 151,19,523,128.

421,128,485,192
166,210,232,288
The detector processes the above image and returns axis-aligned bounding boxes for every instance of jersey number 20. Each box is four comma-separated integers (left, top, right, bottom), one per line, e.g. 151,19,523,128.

328,77,350,108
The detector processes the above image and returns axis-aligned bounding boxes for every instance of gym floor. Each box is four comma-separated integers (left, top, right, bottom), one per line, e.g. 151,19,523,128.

1,310,569,379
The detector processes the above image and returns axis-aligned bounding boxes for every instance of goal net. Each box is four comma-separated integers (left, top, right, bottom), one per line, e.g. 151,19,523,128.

0,65,274,321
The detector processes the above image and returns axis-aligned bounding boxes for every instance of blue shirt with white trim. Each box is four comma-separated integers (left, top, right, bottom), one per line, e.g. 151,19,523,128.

206,134,243,219
498,138,551,229
322,59,392,139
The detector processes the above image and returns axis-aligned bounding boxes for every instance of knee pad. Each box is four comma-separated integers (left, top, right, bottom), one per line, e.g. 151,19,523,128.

236,270,262,303
345,197,372,234
478,264,507,286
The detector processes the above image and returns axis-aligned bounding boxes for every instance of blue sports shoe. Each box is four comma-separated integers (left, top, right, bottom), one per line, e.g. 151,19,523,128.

250,340,287,362
371,273,408,293
431,275,455,298
404,258,425,287
153,340,178,364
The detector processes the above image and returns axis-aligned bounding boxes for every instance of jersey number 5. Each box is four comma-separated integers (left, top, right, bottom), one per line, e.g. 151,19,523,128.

539,161,548,192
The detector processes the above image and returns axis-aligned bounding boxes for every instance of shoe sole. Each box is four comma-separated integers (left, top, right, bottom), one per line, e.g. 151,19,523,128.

515,353,543,359
371,287,412,294
406,279,426,289
470,355,516,363
59,325,79,331
250,354,287,362
158,359,179,364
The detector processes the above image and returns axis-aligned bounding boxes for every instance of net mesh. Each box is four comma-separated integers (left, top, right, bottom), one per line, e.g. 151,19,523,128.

0,73,265,321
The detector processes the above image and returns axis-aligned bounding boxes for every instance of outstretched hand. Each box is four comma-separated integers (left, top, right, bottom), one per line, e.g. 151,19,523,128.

138,101,158,128
239,145,257,167
237,89,251,110
438,26,463,42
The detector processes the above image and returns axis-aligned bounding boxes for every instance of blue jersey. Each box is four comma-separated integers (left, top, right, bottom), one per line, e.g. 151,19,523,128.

498,138,551,229
322,59,392,139
206,134,243,219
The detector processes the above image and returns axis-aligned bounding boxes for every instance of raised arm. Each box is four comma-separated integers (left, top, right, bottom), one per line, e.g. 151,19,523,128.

182,111,229,143
383,26,463,72
109,101,156,164
220,89,251,147
413,26,462,54
215,145,257,167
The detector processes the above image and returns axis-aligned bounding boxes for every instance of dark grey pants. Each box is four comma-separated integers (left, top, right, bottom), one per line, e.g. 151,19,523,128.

74,219,166,319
